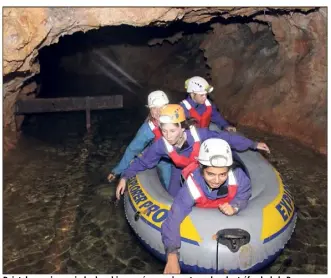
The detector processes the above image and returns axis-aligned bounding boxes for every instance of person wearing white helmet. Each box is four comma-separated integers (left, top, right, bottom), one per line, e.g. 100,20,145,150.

116,104,270,200
180,76,236,132
107,90,172,189
161,138,252,274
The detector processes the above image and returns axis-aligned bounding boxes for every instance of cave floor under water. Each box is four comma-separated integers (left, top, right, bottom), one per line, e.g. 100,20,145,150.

3,109,327,274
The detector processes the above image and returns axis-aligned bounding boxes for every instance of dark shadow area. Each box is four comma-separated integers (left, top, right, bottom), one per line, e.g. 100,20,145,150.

20,20,214,135
35,21,213,98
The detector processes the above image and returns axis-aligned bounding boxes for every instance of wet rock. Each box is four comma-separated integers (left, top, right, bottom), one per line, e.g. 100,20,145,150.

127,257,148,272
314,265,328,274
284,266,300,274
286,236,305,251
115,243,142,262
289,251,309,265
79,244,111,271
301,264,317,273
306,245,327,255
106,258,127,273
120,267,136,274
297,208,312,220
95,184,116,199
36,261,59,274
312,254,327,266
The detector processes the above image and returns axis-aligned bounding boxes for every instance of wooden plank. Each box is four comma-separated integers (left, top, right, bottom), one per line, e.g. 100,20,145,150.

15,95,123,114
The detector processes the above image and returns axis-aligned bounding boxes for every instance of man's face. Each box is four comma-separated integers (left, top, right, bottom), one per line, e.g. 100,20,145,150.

191,93,207,105
202,166,229,189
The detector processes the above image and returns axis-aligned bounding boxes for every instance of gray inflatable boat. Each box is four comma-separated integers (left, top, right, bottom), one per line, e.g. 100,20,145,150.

123,150,297,273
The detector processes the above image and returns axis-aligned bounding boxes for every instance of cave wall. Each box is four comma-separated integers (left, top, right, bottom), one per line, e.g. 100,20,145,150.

3,7,326,154
201,9,327,153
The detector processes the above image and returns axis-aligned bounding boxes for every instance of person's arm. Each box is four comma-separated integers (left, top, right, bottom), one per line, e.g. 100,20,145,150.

112,123,153,175
210,103,230,129
121,140,164,180
229,168,252,212
161,186,194,273
199,128,258,152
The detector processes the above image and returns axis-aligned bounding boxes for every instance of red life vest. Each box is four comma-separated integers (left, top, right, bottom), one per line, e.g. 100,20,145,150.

162,126,200,168
148,120,162,141
181,161,199,179
182,99,212,128
185,164,238,208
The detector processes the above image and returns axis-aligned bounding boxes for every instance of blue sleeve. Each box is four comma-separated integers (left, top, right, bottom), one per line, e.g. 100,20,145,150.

161,185,195,254
210,103,230,129
229,168,252,211
112,123,154,175
198,128,258,152
121,140,164,180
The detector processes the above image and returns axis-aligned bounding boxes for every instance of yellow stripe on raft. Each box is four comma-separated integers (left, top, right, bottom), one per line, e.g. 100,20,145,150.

261,169,295,241
128,176,202,244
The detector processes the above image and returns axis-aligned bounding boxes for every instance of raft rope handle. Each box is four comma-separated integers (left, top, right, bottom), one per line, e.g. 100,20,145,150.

215,232,246,273
215,239,220,274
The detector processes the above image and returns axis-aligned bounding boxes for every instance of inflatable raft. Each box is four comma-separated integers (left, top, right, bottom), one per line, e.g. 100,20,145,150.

123,149,297,273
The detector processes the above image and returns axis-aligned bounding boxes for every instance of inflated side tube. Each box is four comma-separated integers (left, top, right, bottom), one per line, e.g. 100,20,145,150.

124,149,297,273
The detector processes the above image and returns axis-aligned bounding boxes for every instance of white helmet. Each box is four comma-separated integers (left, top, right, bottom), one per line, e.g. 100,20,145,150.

198,138,233,167
185,76,214,94
147,90,169,108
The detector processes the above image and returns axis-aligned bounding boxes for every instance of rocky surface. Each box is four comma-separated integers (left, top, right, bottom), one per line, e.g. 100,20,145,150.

3,7,326,156
202,9,327,154
3,7,313,75
3,109,327,274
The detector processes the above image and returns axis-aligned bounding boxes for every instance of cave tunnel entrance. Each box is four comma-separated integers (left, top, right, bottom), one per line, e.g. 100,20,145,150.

36,21,212,101
19,20,218,137
19,15,277,139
